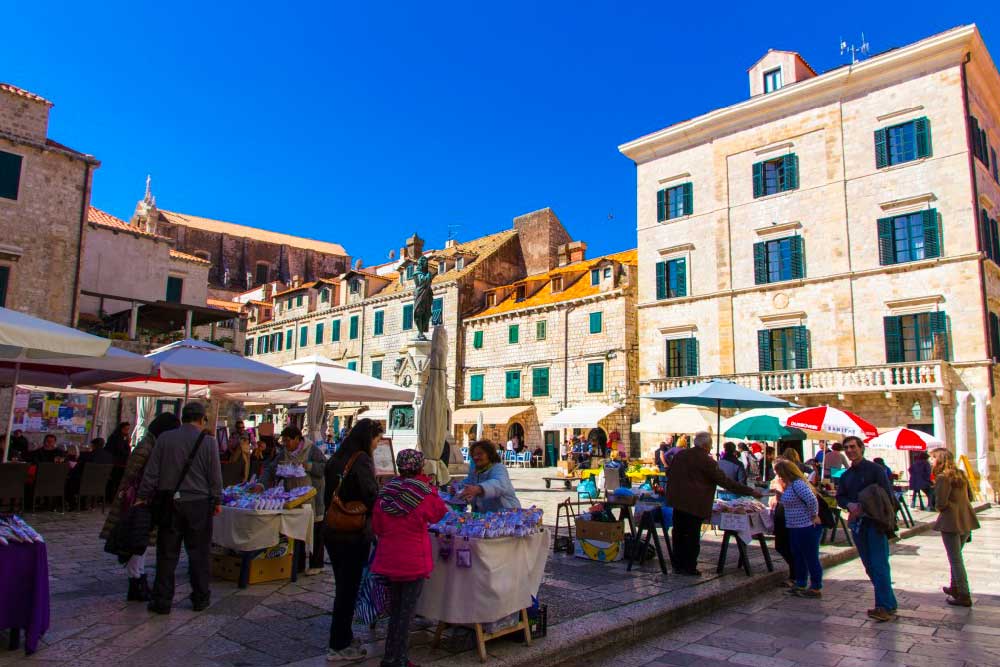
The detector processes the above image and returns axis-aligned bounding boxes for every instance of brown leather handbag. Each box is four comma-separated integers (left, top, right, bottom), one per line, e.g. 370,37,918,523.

324,452,367,533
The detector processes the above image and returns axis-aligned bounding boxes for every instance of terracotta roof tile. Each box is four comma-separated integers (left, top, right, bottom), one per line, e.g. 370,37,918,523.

273,282,320,298
0,83,52,106
169,249,212,265
158,210,348,256
88,206,171,241
206,298,243,313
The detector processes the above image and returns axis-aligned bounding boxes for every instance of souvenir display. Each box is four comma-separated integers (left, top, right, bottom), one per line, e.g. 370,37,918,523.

712,497,768,515
429,507,544,539
0,515,44,545
221,482,315,511
275,463,306,479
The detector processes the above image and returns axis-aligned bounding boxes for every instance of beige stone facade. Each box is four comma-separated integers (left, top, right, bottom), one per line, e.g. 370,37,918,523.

620,25,1000,495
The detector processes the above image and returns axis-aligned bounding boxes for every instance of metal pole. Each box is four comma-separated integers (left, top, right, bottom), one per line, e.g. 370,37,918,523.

183,380,190,410
87,389,102,443
3,363,20,462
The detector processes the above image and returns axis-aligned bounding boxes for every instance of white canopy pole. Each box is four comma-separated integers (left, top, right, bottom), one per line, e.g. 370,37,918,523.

3,363,20,463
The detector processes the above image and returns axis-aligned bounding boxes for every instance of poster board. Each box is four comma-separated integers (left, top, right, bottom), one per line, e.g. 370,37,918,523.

12,388,93,435
373,437,396,476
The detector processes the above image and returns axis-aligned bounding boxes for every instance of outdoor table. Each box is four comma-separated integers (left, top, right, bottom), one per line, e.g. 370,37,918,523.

604,495,638,540
710,510,774,576
0,541,49,655
212,505,314,588
625,505,670,573
421,529,548,662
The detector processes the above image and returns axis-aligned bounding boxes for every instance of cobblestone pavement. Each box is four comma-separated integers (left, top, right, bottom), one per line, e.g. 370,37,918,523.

576,506,1000,667
1,468,952,666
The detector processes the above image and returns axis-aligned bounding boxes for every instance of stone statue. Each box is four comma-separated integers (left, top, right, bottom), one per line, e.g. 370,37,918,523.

412,255,433,340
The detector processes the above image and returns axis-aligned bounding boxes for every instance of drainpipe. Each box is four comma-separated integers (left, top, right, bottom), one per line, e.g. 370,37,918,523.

960,51,994,395
70,163,93,327
563,302,579,443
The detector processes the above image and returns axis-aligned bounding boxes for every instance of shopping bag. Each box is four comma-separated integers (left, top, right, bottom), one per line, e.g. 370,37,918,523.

353,566,389,625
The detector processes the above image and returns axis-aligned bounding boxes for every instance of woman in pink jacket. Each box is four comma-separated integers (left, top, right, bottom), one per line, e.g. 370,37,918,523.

372,449,448,667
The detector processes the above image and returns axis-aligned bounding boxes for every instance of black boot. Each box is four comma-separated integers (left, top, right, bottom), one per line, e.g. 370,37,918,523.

135,575,151,602
127,578,141,601
127,576,150,602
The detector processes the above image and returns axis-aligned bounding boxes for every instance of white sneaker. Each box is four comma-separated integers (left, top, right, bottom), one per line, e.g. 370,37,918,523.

326,646,367,662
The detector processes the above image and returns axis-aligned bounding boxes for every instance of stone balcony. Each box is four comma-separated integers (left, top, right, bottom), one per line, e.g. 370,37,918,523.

642,361,949,397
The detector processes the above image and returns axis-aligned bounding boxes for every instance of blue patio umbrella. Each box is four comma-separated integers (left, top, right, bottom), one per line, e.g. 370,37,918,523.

642,380,791,454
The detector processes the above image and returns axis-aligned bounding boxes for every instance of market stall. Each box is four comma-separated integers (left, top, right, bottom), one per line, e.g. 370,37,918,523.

0,515,48,655
418,508,547,662
710,497,774,576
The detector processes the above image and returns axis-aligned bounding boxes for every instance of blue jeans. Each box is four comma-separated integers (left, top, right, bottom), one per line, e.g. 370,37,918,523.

851,519,898,611
788,524,824,590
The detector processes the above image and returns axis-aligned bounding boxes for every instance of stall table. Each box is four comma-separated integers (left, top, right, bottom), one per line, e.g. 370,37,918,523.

0,541,49,654
420,529,548,662
212,505,314,588
710,510,774,576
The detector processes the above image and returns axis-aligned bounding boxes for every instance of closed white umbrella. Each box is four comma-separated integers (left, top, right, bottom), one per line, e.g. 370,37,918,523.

476,410,484,441
301,373,327,443
418,326,450,484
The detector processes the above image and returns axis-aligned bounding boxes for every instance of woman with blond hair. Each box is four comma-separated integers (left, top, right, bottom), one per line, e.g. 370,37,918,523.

775,459,823,597
781,447,813,475
928,447,979,607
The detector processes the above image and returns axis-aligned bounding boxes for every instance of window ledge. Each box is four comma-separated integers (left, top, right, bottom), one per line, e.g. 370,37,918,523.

876,157,929,174
755,221,801,238
752,188,798,202
885,294,944,315
760,311,807,329
657,172,691,185
659,324,697,340
876,106,924,122
657,242,695,256
660,213,693,224
879,192,936,211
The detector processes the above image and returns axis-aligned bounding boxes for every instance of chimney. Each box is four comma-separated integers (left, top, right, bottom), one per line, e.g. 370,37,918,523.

262,283,273,299
445,239,457,249
405,233,425,260
292,274,301,288
513,208,572,274
354,258,363,270
567,241,587,264
556,244,569,267
0,84,52,142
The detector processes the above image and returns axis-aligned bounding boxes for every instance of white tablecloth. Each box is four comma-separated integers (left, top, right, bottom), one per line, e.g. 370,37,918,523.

212,505,315,552
416,528,549,625
710,510,772,546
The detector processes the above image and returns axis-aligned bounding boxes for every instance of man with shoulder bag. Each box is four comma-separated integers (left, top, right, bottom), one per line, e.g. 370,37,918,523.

138,402,223,615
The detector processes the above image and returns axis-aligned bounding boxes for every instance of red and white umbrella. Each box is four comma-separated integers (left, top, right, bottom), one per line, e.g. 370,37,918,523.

866,427,942,452
780,405,878,440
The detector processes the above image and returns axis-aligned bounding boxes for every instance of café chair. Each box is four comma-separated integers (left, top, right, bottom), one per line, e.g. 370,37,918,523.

0,463,29,512
77,463,113,512
31,463,70,513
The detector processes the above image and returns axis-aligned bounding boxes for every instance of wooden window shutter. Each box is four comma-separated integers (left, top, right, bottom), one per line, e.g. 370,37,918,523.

914,117,932,159
473,330,483,349
789,235,805,279
928,311,949,361
793,326,810,369
757,330,773,372
684,338,699,376
782,154,799,190
753,242,767,285
883,316,903,364
674,258,687,297
655,261,667,300
682,182,693,216
752,161,764,198
990,312,1000,361
656,189,667,222
980,209,992,260
877,216,895,265
874,128,889,169
991,217,1000,264
921,209,941,258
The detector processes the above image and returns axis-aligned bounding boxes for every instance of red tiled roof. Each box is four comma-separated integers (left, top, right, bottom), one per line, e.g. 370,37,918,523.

169,249,212,265
206,298,243,313
88,206,170,241
0,83,52,106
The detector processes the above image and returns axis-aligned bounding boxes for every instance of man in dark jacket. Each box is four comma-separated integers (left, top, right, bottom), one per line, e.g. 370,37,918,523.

666,431,760,575
836,435,898,622
138,402,222,614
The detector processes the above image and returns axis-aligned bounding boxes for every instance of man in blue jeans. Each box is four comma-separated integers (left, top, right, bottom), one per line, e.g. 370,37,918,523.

836,435,898,622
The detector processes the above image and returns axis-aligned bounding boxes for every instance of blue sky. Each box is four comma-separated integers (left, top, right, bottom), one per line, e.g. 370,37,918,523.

4,2,997,265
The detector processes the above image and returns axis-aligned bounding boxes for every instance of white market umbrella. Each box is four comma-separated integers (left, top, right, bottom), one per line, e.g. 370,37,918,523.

301,373,326,443
781,405,878,440
720,407,840,441
417,326,450,484
0,306,110,359
867,427,942,452
226,355,414,404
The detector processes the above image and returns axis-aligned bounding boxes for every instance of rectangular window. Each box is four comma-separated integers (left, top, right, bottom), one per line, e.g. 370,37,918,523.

473,330,484,349
877,210,940,265
285,329,293,349
757,326,810,371
0,151,23,200
589,311,602,334
432,297,443,325
532,367,550,397
406,264,415,279
349,279,361,294
875,117,931,168
587,362,604,393
315,322,324,344
456,257,465,271
763,67,782,93
165,276,183,303
320,289,329,303
402,304,413,330
470,374,484,402
331,320,341,342
244,339,253,356
371,360,383,380
287,298,293,309
536,320,546,341
299,326,308,348
255,264,269,286
884,312,949,363
295,295,303,307
0,266,8,307
656,182,693,222
655,257,687,299
989,312,1000,362
591,269,600,286
349,315,359,339
275,331,283,352
666,338,699,377
256,337,264,355
752,154,798,198
373,310,384,336
505,370,521,399
347,360,357,371
509,324,519,344
753,236,804,284
992,147,999,183
969,116,991,167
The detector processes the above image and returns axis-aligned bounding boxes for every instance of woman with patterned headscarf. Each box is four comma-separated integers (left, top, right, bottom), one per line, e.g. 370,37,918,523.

372,449,448,667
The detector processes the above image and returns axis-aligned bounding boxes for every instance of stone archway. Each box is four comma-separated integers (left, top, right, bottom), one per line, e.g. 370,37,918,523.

588,427,608,456
507,422,525,450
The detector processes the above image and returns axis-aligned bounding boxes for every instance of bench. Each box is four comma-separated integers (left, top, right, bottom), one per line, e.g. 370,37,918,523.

542,476,579,490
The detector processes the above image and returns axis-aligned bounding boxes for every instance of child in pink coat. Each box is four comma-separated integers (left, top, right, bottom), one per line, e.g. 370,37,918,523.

372,449,447,667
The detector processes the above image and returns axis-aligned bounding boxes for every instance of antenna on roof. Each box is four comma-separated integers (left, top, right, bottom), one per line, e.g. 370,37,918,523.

840,33,870,64
446,224,461,241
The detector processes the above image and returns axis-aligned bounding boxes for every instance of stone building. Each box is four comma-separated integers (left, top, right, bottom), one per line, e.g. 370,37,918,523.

0,82,99,325
459,248,638,455
620,25,1000,494
129,180,350,300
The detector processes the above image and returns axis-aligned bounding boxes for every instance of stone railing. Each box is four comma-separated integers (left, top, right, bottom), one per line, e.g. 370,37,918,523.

642,361,947,396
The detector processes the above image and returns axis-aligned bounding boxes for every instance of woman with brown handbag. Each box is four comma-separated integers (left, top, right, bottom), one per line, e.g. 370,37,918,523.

323,418,381,663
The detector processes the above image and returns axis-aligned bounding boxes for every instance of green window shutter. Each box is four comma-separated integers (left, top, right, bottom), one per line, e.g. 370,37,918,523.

684,338,699,376
473,330,483,349
789,235,805,279
349,315,359,339
315,322,324,344
587,363,604,393
922,209,941,258
373,310,384,336
509,324,519,344
256,338,263,355
990,312,1000,361
432,298,443,325
165,277,182,303
682,182,693,216
296,295,303,307
0,151,23,200
752,161,764,198
979,209,991,259
532,368,549,397
536,321,546,340
471,375,484,401
928,311,949,361
914,117,932,159
874,128,888,169
655,261,667,300
589,312,602,334
371,360,382,379
991,218,1000,264
0,266,9,307
782,154,799,191
245,339,253,356
793,326,810,369
656,188,667,222
757,330,773,371
883,316,903,364
674,258,687,297
347,361,357,371
285,330,293,349
505,371,521,399
402,304,413,330
331,320,340,341
753,242,767,285
877,216,895,265
299,326,308,348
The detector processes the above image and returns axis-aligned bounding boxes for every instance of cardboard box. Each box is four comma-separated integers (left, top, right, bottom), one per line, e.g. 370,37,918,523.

211,539,295,585
575,519,625,543
557,460,577,475
574,538,624,562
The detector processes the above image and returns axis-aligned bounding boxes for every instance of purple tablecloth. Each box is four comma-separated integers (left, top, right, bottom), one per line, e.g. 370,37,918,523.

0,541,50,654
